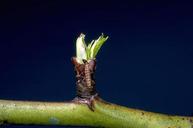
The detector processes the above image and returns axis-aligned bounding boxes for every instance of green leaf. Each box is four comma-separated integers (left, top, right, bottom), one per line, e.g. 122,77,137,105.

90,33,108,59
86,40,94,59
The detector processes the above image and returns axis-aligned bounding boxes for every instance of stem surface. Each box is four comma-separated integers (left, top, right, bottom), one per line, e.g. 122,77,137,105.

0,98,192,128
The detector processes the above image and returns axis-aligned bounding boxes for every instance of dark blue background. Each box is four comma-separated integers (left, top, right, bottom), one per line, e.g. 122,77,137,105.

0,0,193,128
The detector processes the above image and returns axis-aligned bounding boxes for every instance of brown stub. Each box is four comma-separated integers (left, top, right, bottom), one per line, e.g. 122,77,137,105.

71,57,98,99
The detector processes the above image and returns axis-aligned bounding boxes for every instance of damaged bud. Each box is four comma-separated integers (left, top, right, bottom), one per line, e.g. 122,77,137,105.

72,33,108,110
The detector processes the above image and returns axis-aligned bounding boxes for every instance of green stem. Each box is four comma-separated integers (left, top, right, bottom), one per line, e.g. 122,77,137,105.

0,99,192,128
